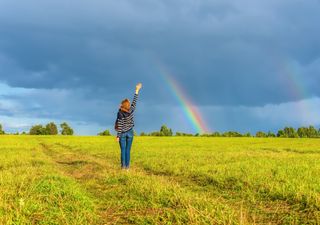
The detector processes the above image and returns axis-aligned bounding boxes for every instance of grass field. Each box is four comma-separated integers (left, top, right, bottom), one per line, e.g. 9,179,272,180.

0,136,319,224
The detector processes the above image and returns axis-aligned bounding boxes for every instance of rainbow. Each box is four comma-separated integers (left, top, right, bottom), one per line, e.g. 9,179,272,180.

279,60,311,123
156,64,210,134
281,61,306,100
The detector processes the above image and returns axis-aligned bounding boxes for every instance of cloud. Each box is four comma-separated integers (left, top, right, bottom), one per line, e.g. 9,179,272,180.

0,114,108,135
201,97,320,133
1,81,320,134
0,0,320,133
1,0,320,104
0,82,117,134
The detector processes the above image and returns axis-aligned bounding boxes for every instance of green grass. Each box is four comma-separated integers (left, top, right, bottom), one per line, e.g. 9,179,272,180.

0,136,319,224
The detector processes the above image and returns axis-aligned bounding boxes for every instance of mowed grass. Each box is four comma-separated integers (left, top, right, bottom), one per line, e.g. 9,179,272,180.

0,136,319,224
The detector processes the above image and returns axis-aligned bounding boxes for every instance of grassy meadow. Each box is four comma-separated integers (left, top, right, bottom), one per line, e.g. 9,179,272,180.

0,136,319,224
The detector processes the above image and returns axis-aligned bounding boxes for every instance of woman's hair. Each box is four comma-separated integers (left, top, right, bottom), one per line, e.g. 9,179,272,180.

120,99,130,112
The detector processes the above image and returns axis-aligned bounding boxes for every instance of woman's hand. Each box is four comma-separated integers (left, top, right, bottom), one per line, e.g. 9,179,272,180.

135,83,142,94
116,137,119,142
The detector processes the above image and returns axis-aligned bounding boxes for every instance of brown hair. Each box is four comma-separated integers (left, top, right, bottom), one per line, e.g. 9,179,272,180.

120,99,130,112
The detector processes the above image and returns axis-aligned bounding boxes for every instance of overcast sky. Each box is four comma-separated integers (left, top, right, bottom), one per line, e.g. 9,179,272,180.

0,0,320,135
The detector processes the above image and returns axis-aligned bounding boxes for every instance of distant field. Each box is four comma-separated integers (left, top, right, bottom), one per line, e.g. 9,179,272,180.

0,136,319,224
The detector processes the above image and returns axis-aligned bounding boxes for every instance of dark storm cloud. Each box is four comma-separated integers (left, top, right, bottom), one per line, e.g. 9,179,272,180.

0,0,319,106
0,0,320,134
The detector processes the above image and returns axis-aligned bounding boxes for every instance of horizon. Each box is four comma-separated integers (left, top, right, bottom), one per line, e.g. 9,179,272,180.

1,121,320,137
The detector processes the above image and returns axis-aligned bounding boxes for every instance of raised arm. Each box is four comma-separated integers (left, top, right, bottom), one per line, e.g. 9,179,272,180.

130,83,142,112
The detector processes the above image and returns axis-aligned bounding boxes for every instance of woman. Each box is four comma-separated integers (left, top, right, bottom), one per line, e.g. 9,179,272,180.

116,83,142,169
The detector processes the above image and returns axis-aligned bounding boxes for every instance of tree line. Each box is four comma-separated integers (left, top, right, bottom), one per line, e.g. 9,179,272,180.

99,125,320,138
134,125,320,138
0,122,74,135
1,123,320,138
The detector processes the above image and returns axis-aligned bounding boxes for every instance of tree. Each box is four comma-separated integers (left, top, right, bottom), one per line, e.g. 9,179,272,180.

222,131,242,137
176,132,193,136
149,131,161,136
60,122,74,135
98,129,111,136
160,125,173,136
277,129,285,137
29,125,46,135
29,123,58,135
297,127,308,138
0,124,5,135
267,131,276,137
306,126,319,138
212,132,221,137
45,122,58,135
283,127,298,138
256,131,267,138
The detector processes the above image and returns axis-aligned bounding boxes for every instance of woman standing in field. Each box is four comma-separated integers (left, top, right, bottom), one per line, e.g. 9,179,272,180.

115,83,142,170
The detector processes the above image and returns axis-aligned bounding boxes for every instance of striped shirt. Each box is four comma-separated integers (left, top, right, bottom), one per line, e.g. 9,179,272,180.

116,93,138,137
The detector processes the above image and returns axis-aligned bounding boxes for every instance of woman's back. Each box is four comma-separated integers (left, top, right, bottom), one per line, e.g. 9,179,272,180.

116,93,138,137
116,83,142,170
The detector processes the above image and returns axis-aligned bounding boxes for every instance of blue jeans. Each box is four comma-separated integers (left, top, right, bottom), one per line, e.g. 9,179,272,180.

119,129,134,168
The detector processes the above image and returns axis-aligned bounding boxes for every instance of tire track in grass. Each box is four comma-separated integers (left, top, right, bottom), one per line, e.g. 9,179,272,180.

0,139,98,224
40,142,243,224
40,142,123,224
